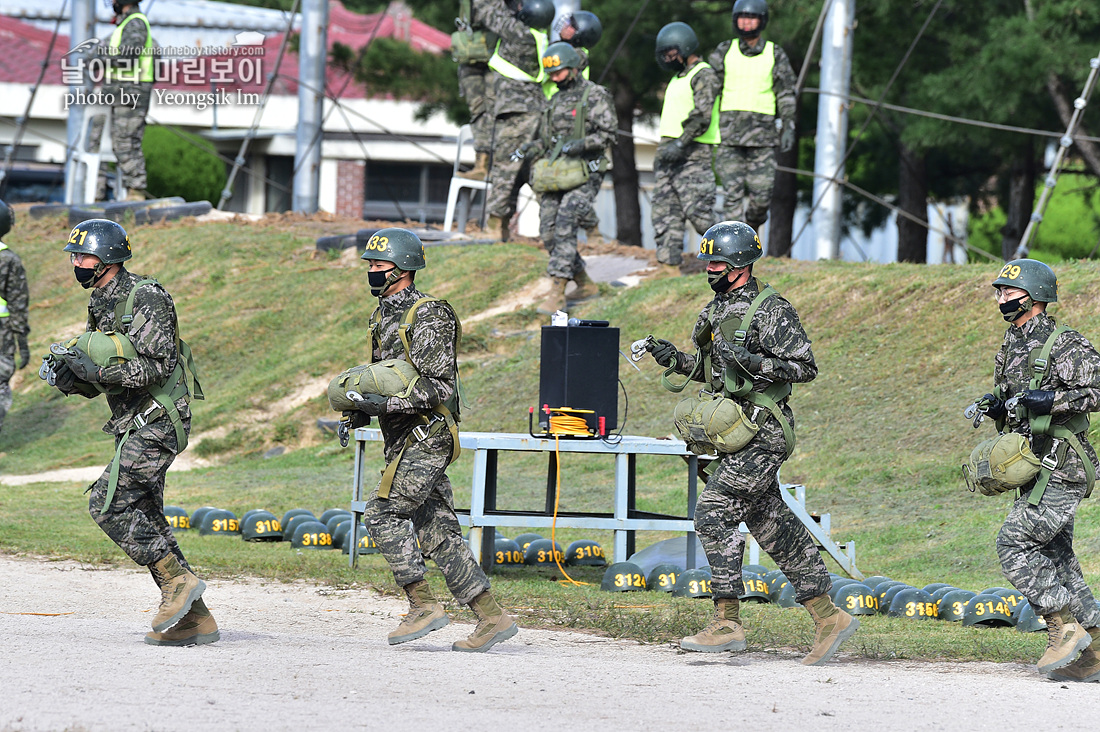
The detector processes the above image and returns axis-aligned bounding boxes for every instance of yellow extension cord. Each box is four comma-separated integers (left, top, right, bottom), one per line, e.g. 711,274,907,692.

551,434,590,586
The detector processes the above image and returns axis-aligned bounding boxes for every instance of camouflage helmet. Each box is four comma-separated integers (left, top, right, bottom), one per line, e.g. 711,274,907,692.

542,42,583,74
655,22,699,72
0,199,13,239
513,0,555,29
564,10,603,47
64,219,133,264
698,221,763,268
991,259,1057,303
733,0,770,37
360,227,426,271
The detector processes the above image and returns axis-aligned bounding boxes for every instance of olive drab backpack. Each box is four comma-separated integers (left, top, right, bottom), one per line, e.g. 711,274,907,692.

366,297,466,498
100,278,203,514
663,281,795,459
451,0,499,65
988,324,1097,504
530,85,608,193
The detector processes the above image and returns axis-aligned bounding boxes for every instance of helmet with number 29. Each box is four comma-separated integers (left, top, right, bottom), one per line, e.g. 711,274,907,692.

991,259,1057,303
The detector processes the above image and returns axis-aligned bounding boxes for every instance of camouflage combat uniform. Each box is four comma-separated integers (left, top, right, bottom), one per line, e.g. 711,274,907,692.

101,7,154,192
531,77,617,280
708,39,796,229
362,284,490,605
667,277,828,601
476,0,546,223
59,269,193,571
992,311,1100,625
652,59,720,266
0,243,30,435
457,1,495,155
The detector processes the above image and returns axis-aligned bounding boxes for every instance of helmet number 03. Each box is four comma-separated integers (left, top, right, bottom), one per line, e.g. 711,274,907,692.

998,264,1022,280
365,235,390,252
542,54,561,69
699,237,716,255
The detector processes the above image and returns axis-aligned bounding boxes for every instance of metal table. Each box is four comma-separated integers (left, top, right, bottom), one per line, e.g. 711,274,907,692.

348,429,861,578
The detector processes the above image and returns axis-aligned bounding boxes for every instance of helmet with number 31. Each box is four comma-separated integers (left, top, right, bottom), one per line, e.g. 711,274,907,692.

359,227,426,270
698,221,763,269
991,259,1057,303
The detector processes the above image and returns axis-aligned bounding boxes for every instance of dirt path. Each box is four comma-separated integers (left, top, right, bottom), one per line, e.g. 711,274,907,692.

1,555,1095,732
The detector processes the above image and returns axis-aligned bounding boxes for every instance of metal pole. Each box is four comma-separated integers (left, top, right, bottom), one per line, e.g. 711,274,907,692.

293,0,328,213
811,0,854,260
552,0,579,42
1015,52,1100,259
65,0,97,205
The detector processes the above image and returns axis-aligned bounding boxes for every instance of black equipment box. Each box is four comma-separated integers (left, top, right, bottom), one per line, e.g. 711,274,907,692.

538,325,619,433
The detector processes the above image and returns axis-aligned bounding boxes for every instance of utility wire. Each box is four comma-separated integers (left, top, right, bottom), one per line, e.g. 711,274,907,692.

594,0,650,86
792,0,944,250
794,0,836,98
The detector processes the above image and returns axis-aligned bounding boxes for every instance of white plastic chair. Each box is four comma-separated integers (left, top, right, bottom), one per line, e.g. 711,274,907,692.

442,124,491,233
65,104,119,205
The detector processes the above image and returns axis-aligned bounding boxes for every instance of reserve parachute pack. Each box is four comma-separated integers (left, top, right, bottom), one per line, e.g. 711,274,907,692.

664,282,794,457
962,432,1042,496
977,323,1097,504
451,0,499,65
327,359,420,412
362,297,466,498
530,85,607,193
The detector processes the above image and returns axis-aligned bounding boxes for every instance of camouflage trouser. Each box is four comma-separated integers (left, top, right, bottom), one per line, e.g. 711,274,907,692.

694,443,830,602
112,83,151,191
997,477,1100,625
651,146,717,266
458,63,494,155
487,111,541,220
363,430,490,605
88,416,191,570
714,145,776,228
0,332,14,436
538,172,602,279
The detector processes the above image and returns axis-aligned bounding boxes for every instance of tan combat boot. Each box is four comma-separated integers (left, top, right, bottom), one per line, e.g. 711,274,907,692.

457,152,489,181
680,597,748,653
569,269,600,301
483,215,506,242
1038,607,1092,674
585,225,605,246
144,598,220,646
536,276,568,315
150,554,205,632
452,590,518,652
388,580,450,645
801,593,859,666
1049,626,1100,682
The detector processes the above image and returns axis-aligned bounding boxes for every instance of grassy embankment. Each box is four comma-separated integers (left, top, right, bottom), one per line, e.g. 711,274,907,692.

4,211,1100,661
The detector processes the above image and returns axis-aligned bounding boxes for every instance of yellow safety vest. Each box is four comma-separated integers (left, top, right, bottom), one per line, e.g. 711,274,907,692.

542,48,590,99
488,29,549,84
106,11,154,83
0,242,8,317
720,41,775,115
658,62,720,144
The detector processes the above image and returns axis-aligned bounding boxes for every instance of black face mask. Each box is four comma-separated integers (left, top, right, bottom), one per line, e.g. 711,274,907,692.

74,266,98,288
368,268,396,296
708,270,735,293
999,296,1030,323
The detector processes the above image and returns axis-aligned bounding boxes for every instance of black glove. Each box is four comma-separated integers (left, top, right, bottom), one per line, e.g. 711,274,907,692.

510,142,536,162
729,344,763,373
1018,389,1055,415
650,339,679,368
656,139,687,167
779,123,796,154
978,393,1006,419
561,139,586,157
16,334,29,370
341,410,371,429
353,392,388,416
53,360,77,393
61,347,100,383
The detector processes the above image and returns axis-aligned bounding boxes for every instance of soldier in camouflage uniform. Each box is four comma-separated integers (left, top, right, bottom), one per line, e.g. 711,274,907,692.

519,43,616,314
709,0,797,233
51,219,215,647
652,22,720,276
972,259,1100,679
647,222,857,665
455,0,496,182
0,201,31,437
94,1,155,201
476,0,555,241
352,228,518,652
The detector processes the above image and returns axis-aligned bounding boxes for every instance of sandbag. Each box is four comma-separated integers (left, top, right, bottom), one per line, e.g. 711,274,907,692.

962,432,1042,497
673,394,759,455
328,359,420,412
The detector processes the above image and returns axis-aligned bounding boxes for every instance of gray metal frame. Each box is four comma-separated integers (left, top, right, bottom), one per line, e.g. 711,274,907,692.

348,429,860,579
